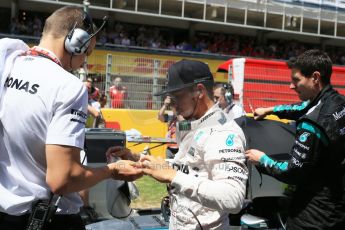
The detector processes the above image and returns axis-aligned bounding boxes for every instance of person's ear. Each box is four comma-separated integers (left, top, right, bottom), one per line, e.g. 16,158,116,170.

195,84,204,98
312,71,321,84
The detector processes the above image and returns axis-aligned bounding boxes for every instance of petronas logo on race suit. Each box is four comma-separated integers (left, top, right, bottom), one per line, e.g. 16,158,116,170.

299,132,310,143
226,134,235,146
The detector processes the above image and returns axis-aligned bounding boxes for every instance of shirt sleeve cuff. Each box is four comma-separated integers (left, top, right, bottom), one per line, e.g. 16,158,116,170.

259,154,270,166
170,171,190,193
46,135,84,149
273,105,280,113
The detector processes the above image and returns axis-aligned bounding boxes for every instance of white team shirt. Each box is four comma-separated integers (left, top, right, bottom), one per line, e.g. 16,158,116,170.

224,103,246,120
0,49,88,215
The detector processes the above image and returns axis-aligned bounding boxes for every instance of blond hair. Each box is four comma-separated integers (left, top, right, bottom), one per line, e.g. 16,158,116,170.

42,6,86,39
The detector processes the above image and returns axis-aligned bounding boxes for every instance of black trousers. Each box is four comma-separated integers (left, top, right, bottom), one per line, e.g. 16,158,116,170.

0,212,85,230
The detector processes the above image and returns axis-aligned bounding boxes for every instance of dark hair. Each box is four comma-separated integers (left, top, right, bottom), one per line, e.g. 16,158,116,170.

287,50,332,85
214,83,234,96
203,81,214,100
189,81,214,100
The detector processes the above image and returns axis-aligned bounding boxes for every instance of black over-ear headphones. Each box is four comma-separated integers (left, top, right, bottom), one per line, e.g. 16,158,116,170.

64,12,107,55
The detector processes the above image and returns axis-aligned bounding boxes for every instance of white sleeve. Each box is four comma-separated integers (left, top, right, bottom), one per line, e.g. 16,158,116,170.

46,84,88,149
233,104,246,117
171,129,248,213
91,100,101,112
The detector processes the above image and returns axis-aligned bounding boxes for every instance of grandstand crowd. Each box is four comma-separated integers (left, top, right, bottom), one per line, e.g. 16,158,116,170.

4,12,345,65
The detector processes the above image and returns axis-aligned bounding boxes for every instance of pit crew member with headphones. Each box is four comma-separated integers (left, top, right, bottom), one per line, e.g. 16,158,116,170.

0,6,143,230
213,83,245,119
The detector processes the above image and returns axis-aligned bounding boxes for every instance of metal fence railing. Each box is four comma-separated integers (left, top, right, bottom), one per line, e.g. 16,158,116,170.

79,55,177,110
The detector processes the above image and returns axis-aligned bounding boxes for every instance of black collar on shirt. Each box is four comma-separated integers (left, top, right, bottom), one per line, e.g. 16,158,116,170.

308,85,334,108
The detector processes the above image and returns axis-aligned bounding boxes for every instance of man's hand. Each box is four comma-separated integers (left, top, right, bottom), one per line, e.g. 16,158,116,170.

87,104,100,118
245,149,265,165
108,160,143,181
106,146,140,162
140,155,176,183
254,107,273,120
164,96,171,106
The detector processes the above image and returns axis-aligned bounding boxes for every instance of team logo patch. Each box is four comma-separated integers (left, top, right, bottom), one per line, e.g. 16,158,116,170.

226,134,235,146
70,109,87,124
188,147,195,156
333,106,345,121
200,111,215,124
178,121,191,131
194,131,205,142
218,112,227,125
299,132,310,143
219,148,241,154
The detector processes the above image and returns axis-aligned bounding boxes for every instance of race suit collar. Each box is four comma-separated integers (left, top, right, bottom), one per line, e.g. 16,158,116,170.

176,104,222,144
177,104,222,132
225,102,236,113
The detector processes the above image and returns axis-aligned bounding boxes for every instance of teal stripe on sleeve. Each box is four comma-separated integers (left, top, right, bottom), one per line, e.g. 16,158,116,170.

259,154,288,171
273,101,309,113
297,122,329,146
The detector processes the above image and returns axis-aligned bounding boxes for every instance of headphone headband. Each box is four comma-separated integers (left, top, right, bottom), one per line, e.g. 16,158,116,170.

82,11,94,34
64,13,107,55
78,16,108,52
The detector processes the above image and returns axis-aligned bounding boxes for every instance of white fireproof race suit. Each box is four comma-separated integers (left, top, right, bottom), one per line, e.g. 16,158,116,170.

169,104,248,230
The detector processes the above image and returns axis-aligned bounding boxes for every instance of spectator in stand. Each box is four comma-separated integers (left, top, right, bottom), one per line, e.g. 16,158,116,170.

7,15,345,65
83,81,102,138
114,34,122,45
109,76,128,108
151,39,161,49
84,77,100,101
9,18,19,34
130,36,136,46
175,41,184,50
107,28,118,44
121,35,131,46
136,32,146,47
157,96,184,159
214,83,246,119
98,30,107,44
167,41,176,50
115,22,123,33
146,94,153,110
18,20,28,35
98,93,107,108
33,16,42,36
196,38,207,52
84,78,102,127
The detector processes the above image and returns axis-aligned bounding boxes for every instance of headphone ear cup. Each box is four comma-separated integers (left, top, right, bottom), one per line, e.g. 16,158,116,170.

64,28,90,55
224,91,232,104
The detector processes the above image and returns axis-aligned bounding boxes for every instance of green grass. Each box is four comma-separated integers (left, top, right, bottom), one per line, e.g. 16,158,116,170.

131,176,168,209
